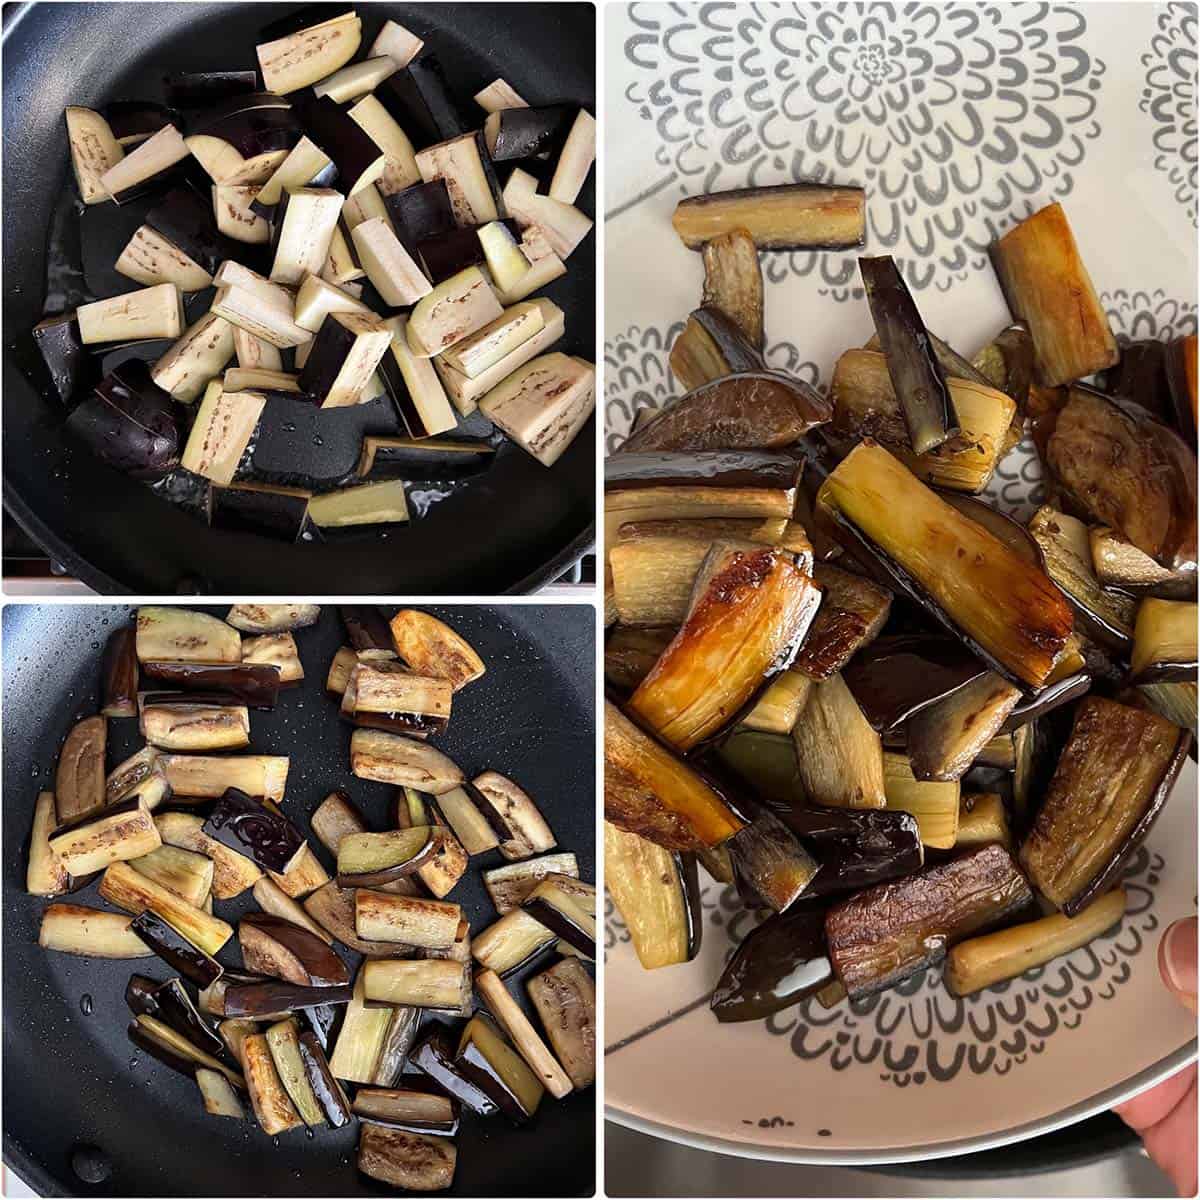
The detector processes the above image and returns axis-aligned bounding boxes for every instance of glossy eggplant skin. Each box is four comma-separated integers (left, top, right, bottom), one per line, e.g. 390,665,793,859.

825,843,1035,1000
1000,673,1092,732
165,71,259,109
141,661,280,708
146,184,238,276
668,306,767,393
125,974,226,1058
296,94,380,193
33,313,90,405
340,606,394,656
384,180,456,245
129,911,223,989
620,372,831,454
409,1029,498,1116
727,810,819,913
711,906,832,1022
202,788,304,874
101,627,139,718
65,360,181,481
127,1019,207,1081
418,226,485,283
487,104,576,160
211,484,310,543
297,1030,352,1127
375,58,468,149
222,980,354,1018
605,450,803,494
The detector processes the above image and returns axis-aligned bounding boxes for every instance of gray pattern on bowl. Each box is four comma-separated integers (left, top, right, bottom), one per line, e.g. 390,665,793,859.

1141,2,1198,227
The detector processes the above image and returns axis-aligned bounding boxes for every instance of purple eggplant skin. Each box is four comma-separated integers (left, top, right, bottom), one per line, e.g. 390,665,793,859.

859,255,958,455
475,130,508,220
222,980,354,1018
1000,672,1092,733
295,94,382,193
486,104,577,161
377,349,437,439
97,338,178,379
711,906,832,1022
125,974,227,1059
297,1030,352,1127
65,360,181,481
298,313,358,404
605,449,804,493
32,312,90,404
127,1019,207,1081
146,184,239,277
211,484,310,543
1104,339,1173,425
375,57,468,150
140,660,281,708
164,70,259,110
193,96,301,158
418,226,486,284
384,180,455,246
727,810,820,913
258,3,356,42
202,788,305,875
522,895,595,958
300,1004,340,1052
104,100,179,144
140,689,250,709
340,605,394,656
129,911,223,989
239,914,350,986
101,626,138,718
409,1030,499,1117
455,1032,534,1124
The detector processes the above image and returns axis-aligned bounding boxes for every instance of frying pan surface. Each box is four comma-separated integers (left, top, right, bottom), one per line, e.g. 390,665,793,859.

2,603,596,1196
2,4,595,595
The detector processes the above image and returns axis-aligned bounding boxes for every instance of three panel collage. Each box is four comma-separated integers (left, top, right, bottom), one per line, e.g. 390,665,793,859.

1,2,1196,1199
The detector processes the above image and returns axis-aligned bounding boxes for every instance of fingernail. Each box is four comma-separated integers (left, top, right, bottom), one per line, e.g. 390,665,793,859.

1160,917,1198,1000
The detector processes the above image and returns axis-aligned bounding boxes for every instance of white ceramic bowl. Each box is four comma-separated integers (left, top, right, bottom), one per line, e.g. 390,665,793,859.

603,0,1198,1162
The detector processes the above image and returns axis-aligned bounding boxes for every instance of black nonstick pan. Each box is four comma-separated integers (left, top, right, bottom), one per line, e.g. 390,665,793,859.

2,3,595,595
2,603,596,1196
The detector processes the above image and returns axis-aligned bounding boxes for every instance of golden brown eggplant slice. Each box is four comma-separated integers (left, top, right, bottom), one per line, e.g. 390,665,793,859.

881,753,960,848
1129,599,1198,685
700,228,763,348
672,184,865,250
525,957,595,1090
904,672,1022,782
792,672,886,809
954,792,1012,851
792,563,891,680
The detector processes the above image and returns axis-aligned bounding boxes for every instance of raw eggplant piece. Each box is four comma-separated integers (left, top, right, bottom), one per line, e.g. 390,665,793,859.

727,810,820,912
295,94,386,197
211,482,311,541
65,105,124,204
455,1014,544,1124
340,605,396,659
904,672,1023,782
409,1028,499,1116
355,889,460,949
352,1088,459,1135
375,57,468,150
298,311,392,409
376,314,458,439
129,910,223,988
146,185,239,277
337,826,439,887
179,380,265,485
223,980,353,1019
859,256,959,454
160,752,288,802
672,183,866,250
990,202,1118,387
39,903,154,958
302,883,414,957
54,715,107,825
526,958,595,1089
1020,696,1190,914
252,138,338,224
349,218,431,307
313,55,397,103
100,627,138,718
405,266,501,357
27,791,69,897
522,876,596,956
699,228,763,349
104,99,176,146
474,78,527,111
548,109,596,204
1130,599,1198,684
711,906,832,1022
211,285,311,349
484,104,575,161
268,187,344,285
502,168,592,258
881,752,961,848
416,132,501,227
129,1014,245,1090
817,443,1074,689
668,306,765,393
384,180,456,245
362,958,470,1011
99,123,190,203
470,770,556,861
492,247,567,304
471,907,557,975
100,860,233,955
370,19,424,66
358,1124,456,1191
416,225,484,283
165,70,258,108
307,480,410,528
350,730,464,792
213,185,270,244
116,224,212,291
32,313,89,404
792,564,891,680
148,311,236,404
141,661,280,708
296,1030,352,1126
202,788,306,875
256,11,362,95
77,284,184,345
826,843,1035,999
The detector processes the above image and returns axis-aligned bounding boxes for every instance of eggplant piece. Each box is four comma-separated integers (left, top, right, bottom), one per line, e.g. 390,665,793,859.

214,476,312,537
826,843,1034,999
202,788,305,875
353,1088,458,1135
53,714,107,826
605,700,744,849
217,1017,257,1065
256,11,361,95
668,306,766,393
104,99,175,147
264,1018,326,1127
241,631,304,686
104,747,168,813
250,136,337,222
858,256,959,454
313,55,397,103
328,970,398,1083
358,1123,456,1192
1020,696,1190,914
223,980,353,1020
414,225,483,283
195,1068,245,1119
357,435,495,479
818,443,1074,689
339,605,395,660
149,311,236,404
1130,599,1198,684
226,603,319,634
99,627,138,718
697,227,762,349
385,613,484,697
477,224,534,297
352,216,432,306
65,105,124,204
124,975,225,1060
1104,338,1173,423
792,564,891,681
252,876,333,946
409,1028,498,1116
491,246,567,305
326,646,358,696
101,860,233,955
384,180,456,245
370,19,424,66
376,58,467,150
311,790,368,856
740,669,813,736
502,168,593,259
403,266,501,358
727,810,820,912
145,184,239,277
128,910,222,988
308,480,410,528
213,185,270,244
298,311,392,409
294,273,369,336
178,380,265,485
155,811,261,900
129,843,213,907
990,202,1118,387
628,542,821,751
292,94,385,199
475,78,528,111
484,104,575,161
116,223,212,291
38,903,154,958
355,890,460,949
350,730,463,792
605,626,676,694
141,661,279,708
303,882,415,957
522,877,596,957
32,312,89,405
947,886,1127,996
474,968,573,1098
242,1031,303,1134
99,123,190,203
161,754,288,806
1133,681,1197,740
470,771,556,861
428,786,498,856
414,131,500,228
881,752,961,849
455,1014,544,1124
904,672,1022,782
296,1031,352,1127
1089,526,1195,599
547,107,596,203
374,314,457,439
672,183,865,250
337,826,439,887
481,853,581,915
954,792,1012,851
711,906,832,1022
266,842,329,900
130,1014,245,1091
526,958,595,1089
238,912,349,986
362,958,471,1012
604,821,701,968
267,186,344,286
471,908,557,975
1165,334,1198,441
165,70,258,108
972,321,1035,450
140,701,249,752
27,791,69,897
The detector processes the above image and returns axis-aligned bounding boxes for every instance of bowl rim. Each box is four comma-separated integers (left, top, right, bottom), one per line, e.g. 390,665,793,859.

605,1040,1198,1165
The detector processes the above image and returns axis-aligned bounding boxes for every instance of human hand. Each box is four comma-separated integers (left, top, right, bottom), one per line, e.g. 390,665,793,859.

1113,916,1197,1197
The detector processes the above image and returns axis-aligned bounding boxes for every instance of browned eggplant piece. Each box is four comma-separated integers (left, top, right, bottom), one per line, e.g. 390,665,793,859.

125,974,226,1062
711,905,832,1022
302,882,416,957
353,1088,459,1135
54,715,107,825
129,910,223,988
238,913,349,987
792,564,891,680
672,183,865,250
129,1013,245,1091
1165,334,1198,442
700,228,763,349
1130,599,1198,685
310,789,368,856
455,1014,544,1124
223,979,354,1019
989,203,1118,387
410,1028,498,1116
1043,386,1198,577
790,672,886,809
101,627,138,718
620,372,830,454
473,968,573,1098
47,795,160,877
605,701,745,849
904,673,1022,782
938,492,1045,569
27,791,69,897
859,256,959,454
141,661,280,708
526,958,595,1090
387,610,485,691
605,626,677,694
482,854,580,915
358,1123,456,1192
727,810,820,912
340,605,396,659
202,788,305,875
521,876,596,957
972,321,1035,446
818,443,1074,689
825,843,1035,999
355,889,461,949
469,771,556,861
242,1031,302,1135
668,306,766,393
1019,696,1190,915
628,543,822,751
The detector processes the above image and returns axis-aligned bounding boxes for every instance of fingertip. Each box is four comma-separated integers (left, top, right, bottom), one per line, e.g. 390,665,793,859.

1159,917,1199,1015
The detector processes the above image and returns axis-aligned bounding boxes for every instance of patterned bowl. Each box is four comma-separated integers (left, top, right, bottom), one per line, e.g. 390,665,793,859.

603,0,1198,1163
